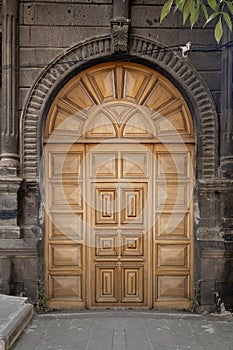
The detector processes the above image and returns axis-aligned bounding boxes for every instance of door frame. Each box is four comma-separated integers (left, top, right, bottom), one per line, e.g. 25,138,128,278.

43,61,195,310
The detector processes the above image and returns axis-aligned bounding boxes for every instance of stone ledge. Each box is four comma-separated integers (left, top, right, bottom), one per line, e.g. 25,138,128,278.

0,227,22,240
0,295,34,350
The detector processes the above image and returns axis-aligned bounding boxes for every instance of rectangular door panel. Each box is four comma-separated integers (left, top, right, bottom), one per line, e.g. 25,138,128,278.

49,213,83,240
95,232,118,256
95,188,118,225
156,212,190,240
95,265,118,303
49,275,83,301
121,231,144,256
122,266,143,303
121,186,146,225
157,244,189,269
49,243,83,270
157,275,189,300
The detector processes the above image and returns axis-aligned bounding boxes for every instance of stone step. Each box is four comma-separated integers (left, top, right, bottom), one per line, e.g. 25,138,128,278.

0,295,34,350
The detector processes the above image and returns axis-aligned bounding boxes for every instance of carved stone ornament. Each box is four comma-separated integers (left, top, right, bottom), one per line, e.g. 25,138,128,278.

111,18,131,53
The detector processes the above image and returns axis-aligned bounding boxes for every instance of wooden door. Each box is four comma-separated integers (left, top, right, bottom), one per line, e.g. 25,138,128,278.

86,144,152,308
44,62,194,309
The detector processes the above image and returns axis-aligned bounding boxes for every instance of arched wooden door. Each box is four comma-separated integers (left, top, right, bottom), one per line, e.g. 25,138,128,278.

44,62,194,309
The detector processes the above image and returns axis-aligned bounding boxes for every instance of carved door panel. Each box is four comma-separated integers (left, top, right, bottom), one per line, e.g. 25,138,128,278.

154,144,194,309
45,144,86,309
86,144,152,308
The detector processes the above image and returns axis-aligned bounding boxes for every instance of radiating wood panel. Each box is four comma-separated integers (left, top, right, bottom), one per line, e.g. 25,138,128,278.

44,62,194,141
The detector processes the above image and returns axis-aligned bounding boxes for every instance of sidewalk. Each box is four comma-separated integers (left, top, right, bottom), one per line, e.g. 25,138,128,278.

12,310,233,350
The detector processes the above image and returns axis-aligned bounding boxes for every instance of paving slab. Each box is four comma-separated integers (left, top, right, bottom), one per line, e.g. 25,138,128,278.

12,311,233,350
0,294,34,350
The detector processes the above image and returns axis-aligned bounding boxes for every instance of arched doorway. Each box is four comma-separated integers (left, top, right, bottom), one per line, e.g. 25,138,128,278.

44,62,194,309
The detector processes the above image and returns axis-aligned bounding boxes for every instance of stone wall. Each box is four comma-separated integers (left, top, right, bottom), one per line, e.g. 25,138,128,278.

0,0,232,311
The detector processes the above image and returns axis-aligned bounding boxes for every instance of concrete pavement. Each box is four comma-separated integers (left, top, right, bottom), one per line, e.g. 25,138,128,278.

12,311,233,350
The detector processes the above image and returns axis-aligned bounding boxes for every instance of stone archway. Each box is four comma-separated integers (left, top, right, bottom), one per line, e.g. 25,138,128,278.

21,35,218,182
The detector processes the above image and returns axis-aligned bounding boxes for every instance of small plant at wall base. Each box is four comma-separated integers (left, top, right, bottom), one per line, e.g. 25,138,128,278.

160,0,233,43
35,277,49,313
189,280,201,311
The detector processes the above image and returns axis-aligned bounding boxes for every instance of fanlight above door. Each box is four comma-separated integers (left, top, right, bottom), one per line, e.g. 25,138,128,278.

45,63,194,142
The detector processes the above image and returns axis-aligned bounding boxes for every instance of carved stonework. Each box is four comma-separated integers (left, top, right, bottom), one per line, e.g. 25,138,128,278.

111,19,131,53
21,35,218,180
220,30,233,179
0,0,19,168
0,167,22,239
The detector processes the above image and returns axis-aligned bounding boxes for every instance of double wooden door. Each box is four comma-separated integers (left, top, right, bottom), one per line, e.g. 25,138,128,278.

45,142,193,309
44,61,194,309
87,143,152,307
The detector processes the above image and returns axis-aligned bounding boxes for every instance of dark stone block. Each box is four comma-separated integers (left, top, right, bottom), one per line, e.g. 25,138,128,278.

215,282,233,307
200,280,215,305
0,209,17,220
9,281,24,296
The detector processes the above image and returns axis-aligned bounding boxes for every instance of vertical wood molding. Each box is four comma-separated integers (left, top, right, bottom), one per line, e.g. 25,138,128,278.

0,0,19,168
220,28,233,178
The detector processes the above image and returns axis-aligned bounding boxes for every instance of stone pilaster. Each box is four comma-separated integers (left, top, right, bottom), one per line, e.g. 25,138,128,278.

0,0,19,168
0,167,22,238
220,29,233,179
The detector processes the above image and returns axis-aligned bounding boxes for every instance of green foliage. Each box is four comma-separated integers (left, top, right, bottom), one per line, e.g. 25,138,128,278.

160,0,233,43
35,277,49,313
189,280,202,311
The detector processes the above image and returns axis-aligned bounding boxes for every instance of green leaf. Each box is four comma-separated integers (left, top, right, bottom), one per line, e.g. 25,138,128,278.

205,11,218,25
174,0,186,12
223,11,232,31
215,17,223,43
160,0,174,22
183,0,193,24
201,3,209,20
207,0,217,11
226,1,233,15
190,6,200,28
